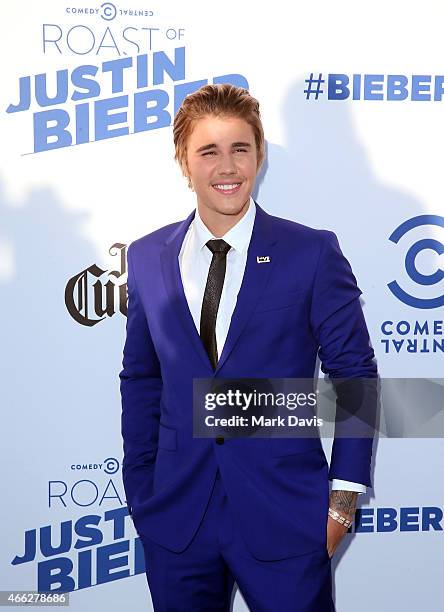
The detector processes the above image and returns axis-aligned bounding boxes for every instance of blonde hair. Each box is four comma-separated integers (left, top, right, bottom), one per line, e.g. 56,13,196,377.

173,83,265,188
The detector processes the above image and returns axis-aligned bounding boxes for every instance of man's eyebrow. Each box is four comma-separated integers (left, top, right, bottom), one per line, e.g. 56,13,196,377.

195,142,252,153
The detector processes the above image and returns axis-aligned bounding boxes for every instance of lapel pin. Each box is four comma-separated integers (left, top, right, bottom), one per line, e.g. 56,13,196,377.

257,256,271,263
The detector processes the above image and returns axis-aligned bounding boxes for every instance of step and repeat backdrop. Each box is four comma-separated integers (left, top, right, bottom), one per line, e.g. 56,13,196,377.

1,1,443,610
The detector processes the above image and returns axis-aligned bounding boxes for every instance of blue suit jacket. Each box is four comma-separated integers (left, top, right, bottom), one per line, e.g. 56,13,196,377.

119,201,377,561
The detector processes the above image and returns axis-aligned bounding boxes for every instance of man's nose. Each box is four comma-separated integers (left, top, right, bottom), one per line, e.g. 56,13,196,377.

217,154,237,174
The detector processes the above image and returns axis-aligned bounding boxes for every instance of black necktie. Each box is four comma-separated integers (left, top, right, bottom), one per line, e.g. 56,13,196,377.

200,239,232,370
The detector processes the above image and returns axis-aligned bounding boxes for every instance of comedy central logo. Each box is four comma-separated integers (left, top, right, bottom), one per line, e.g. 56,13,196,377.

64,3,154,21
388,215,444,309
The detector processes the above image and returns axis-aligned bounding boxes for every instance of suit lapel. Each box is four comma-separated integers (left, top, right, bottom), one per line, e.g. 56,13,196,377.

160,202,277,374
215,203,277,373
160,208,213,371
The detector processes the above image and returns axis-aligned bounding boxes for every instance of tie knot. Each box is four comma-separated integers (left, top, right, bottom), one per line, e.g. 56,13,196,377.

205,239,231,255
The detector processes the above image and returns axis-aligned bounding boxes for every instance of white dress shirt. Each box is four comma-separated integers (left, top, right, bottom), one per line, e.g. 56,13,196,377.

178,196,366,495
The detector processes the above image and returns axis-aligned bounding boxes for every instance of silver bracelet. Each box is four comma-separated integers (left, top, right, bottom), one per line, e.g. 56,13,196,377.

328,507,353,529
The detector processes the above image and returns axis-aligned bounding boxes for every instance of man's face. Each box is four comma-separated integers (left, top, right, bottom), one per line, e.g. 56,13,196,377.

184,114,259,218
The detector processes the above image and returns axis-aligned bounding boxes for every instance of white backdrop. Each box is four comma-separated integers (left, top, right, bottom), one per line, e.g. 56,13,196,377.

1,1,443,610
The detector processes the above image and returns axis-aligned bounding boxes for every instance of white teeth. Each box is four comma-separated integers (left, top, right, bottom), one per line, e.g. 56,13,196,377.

213,183,241,190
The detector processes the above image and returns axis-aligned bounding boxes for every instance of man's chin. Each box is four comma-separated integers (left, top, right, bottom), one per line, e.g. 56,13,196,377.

197,193,251,217
217,203,249,216
215,196,250,214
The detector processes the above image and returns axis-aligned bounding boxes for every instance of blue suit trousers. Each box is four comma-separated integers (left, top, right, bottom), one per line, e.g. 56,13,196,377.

140,470,335,612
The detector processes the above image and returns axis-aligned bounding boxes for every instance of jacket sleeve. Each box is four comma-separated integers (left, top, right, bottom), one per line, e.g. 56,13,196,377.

310,230,378,488
119,242,162,517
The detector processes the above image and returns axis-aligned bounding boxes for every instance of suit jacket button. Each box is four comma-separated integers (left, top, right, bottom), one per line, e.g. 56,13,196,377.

215,436,224,445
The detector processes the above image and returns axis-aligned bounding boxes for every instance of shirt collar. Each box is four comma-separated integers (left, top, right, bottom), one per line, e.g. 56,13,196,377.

193,195,256,254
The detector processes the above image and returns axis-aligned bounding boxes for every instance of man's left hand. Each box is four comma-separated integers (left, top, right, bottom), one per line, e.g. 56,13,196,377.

326,490,358,558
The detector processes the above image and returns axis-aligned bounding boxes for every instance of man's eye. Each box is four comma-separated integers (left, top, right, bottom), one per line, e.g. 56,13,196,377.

202,149,247,156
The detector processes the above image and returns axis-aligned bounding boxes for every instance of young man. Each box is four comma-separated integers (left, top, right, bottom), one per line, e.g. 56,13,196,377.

120,84,377,611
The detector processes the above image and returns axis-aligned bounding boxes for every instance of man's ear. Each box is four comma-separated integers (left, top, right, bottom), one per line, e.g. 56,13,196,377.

182,164,193,190
256,157,264,175
181,155,190,179
181,158,193,189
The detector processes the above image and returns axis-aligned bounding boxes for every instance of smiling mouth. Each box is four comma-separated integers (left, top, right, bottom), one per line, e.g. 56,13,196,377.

212,182,242,195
